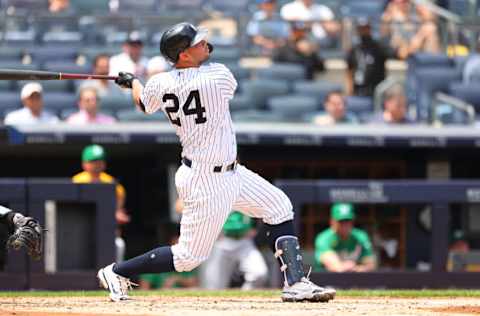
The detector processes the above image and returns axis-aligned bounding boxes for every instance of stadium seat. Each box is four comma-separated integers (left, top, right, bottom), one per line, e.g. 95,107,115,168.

42,31,83,47
230,94,254,112
448,0,474,16
60,108,115,120
203,0,250,14
223,63,251,81
267,94,318,121
414,67,462,121
30,47,79,65
3,0,48,14
100,95,134,112
0,46,25,61
116,109,167,122
0,81,14,91
255,63,307,81
18,80,73,93
0,61,39,71
345,96,374,115
340,0,385,18
448,82,480,112
42,92,77,114
292,80,343,103
43,61,90,74
158,0,204,11
240,79,290,109
70,0,109,14
231,109,285,123
116,0,158,13
0,92,22,109
209,47,241,64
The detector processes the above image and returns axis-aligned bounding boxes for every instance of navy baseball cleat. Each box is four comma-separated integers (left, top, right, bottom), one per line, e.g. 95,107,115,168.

97,263,137,302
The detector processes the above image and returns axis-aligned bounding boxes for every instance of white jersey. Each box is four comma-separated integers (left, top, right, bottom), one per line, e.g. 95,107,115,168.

140,62,238,165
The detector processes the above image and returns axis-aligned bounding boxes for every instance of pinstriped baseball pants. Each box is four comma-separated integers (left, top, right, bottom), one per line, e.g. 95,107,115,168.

171,163,293,272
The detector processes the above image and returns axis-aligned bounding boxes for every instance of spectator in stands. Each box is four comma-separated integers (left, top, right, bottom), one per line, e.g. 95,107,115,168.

109,31,148,81
346,18,388,97
370,85,412,124
381,0,415,56
463,37,480,83
273,21,325,80
280,0,340,47
146,55,170,79
313,91,358,125
48,0,74,14
66,87,116,124
139,232,199,289
246,0,289,56
315,203,376,272
79,54,121,98
72,144,130,263
4,83,59,126
397,4,440,59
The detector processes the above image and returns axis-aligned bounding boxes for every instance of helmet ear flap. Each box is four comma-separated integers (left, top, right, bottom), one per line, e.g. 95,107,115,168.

207,43,214,53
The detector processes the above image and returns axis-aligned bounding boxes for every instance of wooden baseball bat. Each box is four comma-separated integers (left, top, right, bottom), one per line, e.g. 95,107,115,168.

0,69,118,81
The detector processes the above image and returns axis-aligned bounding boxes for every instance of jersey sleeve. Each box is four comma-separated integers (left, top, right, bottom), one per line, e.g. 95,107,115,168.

356,230,374,259
215,64,238,101
314,230,335,263
140,75,163,114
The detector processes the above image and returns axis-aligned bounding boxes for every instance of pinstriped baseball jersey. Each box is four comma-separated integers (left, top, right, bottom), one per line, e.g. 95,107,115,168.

139,61,294,273
140,63,237,165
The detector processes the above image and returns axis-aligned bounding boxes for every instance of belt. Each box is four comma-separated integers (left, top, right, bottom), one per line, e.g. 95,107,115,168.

182,157,237,173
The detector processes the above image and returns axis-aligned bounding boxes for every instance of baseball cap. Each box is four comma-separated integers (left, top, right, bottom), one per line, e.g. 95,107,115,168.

82,144,106,162
125,31,144,45
21,82,43,99
331,203,355,221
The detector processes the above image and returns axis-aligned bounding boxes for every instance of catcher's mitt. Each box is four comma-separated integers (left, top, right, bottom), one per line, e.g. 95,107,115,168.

7,216,43,260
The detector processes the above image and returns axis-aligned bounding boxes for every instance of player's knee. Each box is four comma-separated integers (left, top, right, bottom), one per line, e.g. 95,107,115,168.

176,257,204,272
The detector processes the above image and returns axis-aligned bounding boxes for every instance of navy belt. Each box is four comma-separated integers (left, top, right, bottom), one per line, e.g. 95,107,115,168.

182,157,236,173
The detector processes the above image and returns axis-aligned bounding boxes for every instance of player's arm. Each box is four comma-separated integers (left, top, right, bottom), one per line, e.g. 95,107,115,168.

320,251,355,272
352,256,376,272
114,72,147,113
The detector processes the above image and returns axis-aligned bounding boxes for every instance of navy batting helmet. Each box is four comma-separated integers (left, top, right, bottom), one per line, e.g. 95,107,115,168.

160,22,213,63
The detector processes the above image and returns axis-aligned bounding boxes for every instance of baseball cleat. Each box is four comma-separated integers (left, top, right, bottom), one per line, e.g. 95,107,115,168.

97,263,137,302
281,277,336,302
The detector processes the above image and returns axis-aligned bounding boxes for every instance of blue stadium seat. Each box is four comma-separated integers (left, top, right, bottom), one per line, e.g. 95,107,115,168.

70,0,109,14
448,0,474,16
340,0,385,18
100,95,134,111
116,109,167,122
116,0,158,13
209,47,242,64
448,82,480,112
230,94,254,112
42,92,77,114
292,80,343,103
158,0,204,10
203,0,250,14
241,79,290,109
0,92,22,109
224,63,251,81
0,46,25,61
60,108,115,120
345,96,374,115
0,61,38,71
231,109,285,123
43,61,90,74
30,47,79,65
414,67,462,121
3,0,48,14
255,63,307,81
0,81,14,91
267,94,318,121
18,80,73,93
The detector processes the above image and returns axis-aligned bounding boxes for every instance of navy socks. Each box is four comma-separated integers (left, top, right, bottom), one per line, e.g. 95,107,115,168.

113,246,175,278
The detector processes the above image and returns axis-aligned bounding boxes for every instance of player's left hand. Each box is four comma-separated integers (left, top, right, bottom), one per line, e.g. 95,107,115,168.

8,216,43,260
115,72,136,89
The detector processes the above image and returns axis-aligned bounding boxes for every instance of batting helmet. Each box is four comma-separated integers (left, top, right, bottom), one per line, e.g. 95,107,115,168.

160,22,213,63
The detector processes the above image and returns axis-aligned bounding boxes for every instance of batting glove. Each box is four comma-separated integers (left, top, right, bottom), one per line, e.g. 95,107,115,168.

115,72,136,89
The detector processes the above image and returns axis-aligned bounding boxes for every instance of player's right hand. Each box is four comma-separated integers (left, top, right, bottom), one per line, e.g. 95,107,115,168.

115,72,136,89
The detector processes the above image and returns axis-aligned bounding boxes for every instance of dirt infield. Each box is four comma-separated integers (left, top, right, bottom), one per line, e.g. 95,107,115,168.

1,296,480,316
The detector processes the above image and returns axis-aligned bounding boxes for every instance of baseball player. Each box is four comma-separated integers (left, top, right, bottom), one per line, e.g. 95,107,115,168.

97,22,336,303
0,205,42,260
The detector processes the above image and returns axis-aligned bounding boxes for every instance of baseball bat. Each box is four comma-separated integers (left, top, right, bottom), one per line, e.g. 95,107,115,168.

0,69,118,81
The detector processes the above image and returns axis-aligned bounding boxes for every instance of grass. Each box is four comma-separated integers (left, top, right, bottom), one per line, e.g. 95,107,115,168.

0,289,480,298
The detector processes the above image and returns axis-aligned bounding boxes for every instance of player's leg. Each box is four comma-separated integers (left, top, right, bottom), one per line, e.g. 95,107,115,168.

237,238,268,290
232,165,335,302
98,165,236,301
200,239,237,289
